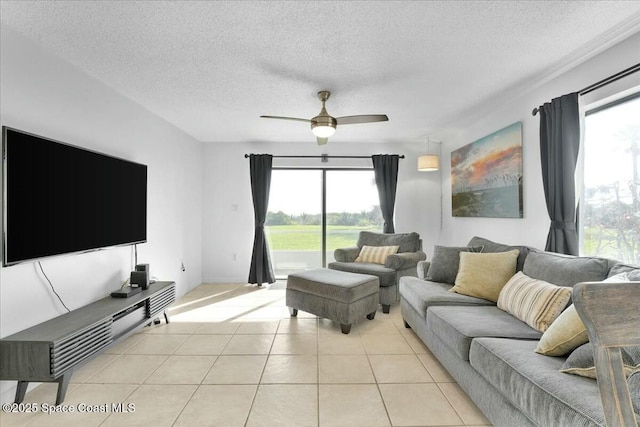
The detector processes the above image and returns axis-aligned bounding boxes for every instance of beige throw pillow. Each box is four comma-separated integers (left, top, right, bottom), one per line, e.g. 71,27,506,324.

535,305,588,356
449,250,519,302
497,271,572,333
535,271,633,356
355,245,399,264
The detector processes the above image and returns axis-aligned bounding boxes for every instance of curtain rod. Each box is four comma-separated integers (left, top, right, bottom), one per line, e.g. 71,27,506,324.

244,154,405,161
532,62,640,116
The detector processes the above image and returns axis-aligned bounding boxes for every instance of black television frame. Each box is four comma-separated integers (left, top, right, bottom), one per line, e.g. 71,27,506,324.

1,126,147,267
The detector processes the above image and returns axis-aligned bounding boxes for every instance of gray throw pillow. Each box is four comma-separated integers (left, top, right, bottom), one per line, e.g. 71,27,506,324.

522,252,609,287
627,269,640,281
629,371,640,416
467,236,531,272
608,263,640,280
426,245,483,284
560,343,640,379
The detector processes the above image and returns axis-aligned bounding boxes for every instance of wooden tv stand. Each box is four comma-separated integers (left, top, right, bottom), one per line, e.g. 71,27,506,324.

0,281,175,405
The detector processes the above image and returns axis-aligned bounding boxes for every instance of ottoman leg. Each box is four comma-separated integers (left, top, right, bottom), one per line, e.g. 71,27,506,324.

289,307,298,317
403,319,411,329
340,324,352,334
382,304,390,314
367,311,376,320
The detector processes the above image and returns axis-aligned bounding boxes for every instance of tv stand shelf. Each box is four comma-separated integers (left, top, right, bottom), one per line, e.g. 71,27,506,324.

0,281,175,405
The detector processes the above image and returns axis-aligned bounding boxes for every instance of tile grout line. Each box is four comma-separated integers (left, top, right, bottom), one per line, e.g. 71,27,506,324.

242,318,279,427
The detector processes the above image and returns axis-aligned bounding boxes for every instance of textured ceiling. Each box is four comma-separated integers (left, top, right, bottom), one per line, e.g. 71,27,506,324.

1,1,640,144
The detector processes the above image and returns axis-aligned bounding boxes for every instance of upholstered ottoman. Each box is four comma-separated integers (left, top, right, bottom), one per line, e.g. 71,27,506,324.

286,268,380,334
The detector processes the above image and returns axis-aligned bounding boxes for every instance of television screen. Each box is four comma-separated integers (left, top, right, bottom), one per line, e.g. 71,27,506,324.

2,127,147,266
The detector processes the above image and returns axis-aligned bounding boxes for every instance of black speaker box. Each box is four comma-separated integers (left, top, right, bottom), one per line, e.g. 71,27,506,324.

130,270,149,290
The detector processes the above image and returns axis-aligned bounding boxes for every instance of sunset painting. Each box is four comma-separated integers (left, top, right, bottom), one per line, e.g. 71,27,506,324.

451,122,523,218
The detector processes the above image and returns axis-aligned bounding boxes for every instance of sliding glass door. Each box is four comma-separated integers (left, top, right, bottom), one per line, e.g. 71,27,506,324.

266,169,382,278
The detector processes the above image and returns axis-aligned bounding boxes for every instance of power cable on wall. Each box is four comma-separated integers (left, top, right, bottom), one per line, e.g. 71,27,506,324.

38,261,71,312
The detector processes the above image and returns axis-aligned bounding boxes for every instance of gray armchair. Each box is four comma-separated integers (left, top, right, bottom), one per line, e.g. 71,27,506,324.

328,231,427,313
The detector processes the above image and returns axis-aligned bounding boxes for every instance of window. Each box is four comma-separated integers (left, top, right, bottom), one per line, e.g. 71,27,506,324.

580,93,640,264
266,169,382,278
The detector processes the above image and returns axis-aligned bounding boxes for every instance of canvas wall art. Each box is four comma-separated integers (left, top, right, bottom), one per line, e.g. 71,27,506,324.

451,122,523,218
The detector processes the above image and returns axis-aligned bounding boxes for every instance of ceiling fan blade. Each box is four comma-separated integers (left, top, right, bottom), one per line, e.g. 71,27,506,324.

336,115,389,125
316,137,328,145
260,115,311,123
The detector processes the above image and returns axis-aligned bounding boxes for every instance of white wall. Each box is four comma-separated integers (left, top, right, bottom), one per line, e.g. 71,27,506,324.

201,33,640,283
202,141,440,282
0,27,203,401
437,32,640,249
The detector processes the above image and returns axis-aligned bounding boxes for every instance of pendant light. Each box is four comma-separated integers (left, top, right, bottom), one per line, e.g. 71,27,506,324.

418,138,441,172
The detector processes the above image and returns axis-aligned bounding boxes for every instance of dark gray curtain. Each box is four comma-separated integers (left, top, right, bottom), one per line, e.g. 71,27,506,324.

248,154,275,285
539,92,581,255
372,154,400,233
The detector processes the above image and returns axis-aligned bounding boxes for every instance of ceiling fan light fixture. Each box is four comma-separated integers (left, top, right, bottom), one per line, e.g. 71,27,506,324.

311,114,337,138
311,124,336,138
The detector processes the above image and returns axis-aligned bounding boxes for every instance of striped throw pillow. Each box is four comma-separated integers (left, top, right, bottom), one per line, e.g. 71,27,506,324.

355,245,399,264
497,271,572,333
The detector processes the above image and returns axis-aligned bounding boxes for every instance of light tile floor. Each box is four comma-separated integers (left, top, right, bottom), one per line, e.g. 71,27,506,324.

0,283,492,427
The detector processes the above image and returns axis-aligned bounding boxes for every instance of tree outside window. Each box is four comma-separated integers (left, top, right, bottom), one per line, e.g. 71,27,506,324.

581,94,640,264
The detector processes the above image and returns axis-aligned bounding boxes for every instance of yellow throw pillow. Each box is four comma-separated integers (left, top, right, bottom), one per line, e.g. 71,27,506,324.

497,271,572,333
449,250,519,302
535,304,588,356
355,245,399,264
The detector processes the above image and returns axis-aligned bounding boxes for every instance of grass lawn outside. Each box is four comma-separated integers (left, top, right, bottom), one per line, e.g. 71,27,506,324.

266,225,380,251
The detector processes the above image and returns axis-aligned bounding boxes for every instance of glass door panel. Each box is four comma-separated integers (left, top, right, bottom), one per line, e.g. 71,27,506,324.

266,170,322,277
326,171,383,262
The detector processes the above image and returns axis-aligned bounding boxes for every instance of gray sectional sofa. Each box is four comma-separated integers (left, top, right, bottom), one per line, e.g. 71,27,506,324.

399,236,640,427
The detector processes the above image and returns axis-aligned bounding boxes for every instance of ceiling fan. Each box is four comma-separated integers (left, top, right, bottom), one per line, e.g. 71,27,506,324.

260,91,389,145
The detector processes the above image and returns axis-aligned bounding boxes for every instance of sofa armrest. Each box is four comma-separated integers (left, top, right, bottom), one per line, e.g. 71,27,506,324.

573,281,640,427
385,251,427,270
333,246,360,262
417,260,431,279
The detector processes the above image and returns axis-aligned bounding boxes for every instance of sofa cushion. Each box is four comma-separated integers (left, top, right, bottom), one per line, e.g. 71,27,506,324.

470,337,605,427
560,343,640,379
427,306,541,361
497,271,572,332
522,251,609,287
426,245,484,284
399,277,493,317
467,236,534,272
357,231,420,253
355,245,399,264
450,250,519,302
328,261,396,287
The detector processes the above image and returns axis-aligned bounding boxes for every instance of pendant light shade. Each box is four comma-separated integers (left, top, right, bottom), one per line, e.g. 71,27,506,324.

417,154,440,172
418,138,441,172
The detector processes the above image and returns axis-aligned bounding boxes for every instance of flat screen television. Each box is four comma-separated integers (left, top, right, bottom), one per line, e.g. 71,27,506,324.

2,126,147,267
